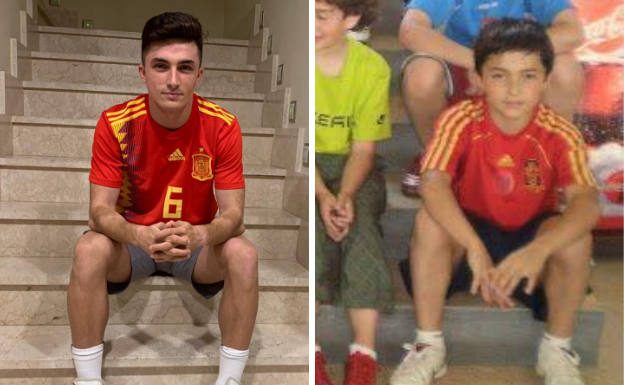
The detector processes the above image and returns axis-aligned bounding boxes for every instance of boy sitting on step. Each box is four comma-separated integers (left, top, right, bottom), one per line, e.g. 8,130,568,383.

315,0,392,384
391,19,599,385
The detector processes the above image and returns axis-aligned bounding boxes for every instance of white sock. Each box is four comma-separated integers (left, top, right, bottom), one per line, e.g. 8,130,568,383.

349,343,377,360
315,344,322,352
215,345,249,385
543,332,572,350
71,343,104,379
416,329,445,347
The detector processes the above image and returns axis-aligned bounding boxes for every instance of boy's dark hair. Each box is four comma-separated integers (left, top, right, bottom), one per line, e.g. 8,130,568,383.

474,18,554,75
321,0,378,30
141,12,203,65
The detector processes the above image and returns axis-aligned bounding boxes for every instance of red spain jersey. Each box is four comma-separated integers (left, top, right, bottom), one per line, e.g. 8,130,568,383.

89,94,245,226
421,98,596,231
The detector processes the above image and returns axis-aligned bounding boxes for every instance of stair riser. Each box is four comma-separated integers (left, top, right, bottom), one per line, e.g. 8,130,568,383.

12,125,274,165
0,374,308,385
23,90,263,128
0,169,284,208
36,33,248,65
318,306,604,366
0,290,307,325
0,323,308,368
30,59,255,94
0,224,299,259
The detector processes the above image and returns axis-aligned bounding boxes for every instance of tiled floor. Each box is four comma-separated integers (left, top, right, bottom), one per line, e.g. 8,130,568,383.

327,247,622,385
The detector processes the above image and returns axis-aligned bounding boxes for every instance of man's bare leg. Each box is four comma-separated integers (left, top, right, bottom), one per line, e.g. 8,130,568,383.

401,58,451,195
67,231,131,379
193,236,258,385
401,58,450,147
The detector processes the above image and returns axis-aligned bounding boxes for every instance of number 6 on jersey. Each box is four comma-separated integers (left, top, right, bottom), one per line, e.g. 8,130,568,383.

163,186,183,218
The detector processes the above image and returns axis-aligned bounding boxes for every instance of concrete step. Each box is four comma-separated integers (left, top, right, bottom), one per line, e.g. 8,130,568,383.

22,81,264,128
317,301,604,366
0,323,307,370
32,26,250,65
21,51,256,94
0,156,286,208
0,257,307,326
378,123,420,173
9,116,275,165
0,202,301,259
0,373,308,385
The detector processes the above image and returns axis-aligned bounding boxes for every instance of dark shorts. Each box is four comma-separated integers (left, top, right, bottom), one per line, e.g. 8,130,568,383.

399,211,557,321
107,243,224,299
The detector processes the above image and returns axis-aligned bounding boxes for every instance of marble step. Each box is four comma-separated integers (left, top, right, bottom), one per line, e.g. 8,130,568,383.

9,116,275,165
0,257,307,326
32,25,250,65
0,202,301,259
317,301,604,366
0,323,308,369
0,373,308,385
0,156,286,208
22,51,256,94
22,81,264,127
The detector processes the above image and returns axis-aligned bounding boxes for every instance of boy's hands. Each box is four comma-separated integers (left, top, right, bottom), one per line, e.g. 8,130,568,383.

318,191,354,242
467,243,516,308
490,243,548,298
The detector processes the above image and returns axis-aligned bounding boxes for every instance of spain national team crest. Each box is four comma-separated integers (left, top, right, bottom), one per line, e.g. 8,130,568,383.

523,159,545,193
192,148,213,181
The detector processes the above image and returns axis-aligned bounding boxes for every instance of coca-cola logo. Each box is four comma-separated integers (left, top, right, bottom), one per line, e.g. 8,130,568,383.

579,4,624,56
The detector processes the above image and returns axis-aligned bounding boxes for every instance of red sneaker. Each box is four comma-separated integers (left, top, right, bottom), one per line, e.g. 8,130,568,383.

343,351,377,385
401,156,422,196
316,350,335,385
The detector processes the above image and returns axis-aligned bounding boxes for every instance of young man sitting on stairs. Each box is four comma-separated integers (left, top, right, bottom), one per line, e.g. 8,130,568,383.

392,19,599,385
67,12,257,385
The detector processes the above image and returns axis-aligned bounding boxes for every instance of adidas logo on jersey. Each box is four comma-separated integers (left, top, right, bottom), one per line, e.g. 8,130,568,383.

168,148,186,161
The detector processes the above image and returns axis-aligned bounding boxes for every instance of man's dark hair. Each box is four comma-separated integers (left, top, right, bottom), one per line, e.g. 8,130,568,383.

321,0,378,31
141,12,204,65
473,18,554,75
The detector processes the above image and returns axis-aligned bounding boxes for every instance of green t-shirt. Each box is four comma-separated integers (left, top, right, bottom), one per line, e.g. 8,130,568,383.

315,38,392,155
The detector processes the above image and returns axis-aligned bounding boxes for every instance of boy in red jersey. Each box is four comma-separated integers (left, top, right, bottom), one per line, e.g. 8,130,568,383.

67,13,257,385
391,19,599,385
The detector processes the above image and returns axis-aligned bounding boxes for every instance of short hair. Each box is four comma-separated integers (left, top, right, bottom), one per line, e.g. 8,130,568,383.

141,12,203,65
320,0,378,31
473,18,554,75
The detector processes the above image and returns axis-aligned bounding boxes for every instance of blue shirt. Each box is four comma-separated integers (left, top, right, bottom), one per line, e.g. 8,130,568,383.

405,0,572,47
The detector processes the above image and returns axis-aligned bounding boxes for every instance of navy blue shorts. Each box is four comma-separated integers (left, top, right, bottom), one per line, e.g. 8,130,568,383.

399,211,557,321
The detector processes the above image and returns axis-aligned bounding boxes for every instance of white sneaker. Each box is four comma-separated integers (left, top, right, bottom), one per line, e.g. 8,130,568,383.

224,378,241,385
536,340,585,385
390,342,447,385
73,379,106,385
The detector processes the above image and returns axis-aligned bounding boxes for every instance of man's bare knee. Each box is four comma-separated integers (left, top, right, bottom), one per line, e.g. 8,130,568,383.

402,58,447,101
72,232,116,283
222,238,258,288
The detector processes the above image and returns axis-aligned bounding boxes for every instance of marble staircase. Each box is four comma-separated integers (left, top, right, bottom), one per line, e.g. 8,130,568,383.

0,14,307,385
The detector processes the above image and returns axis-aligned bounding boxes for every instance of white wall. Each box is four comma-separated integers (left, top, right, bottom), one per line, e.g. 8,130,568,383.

258,0,309,134
57,0,226,37
0,0,25,76
224,0,256,40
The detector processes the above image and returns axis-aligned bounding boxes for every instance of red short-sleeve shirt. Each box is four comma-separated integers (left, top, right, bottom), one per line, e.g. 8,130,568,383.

421,98,595,231
89,94,245,225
